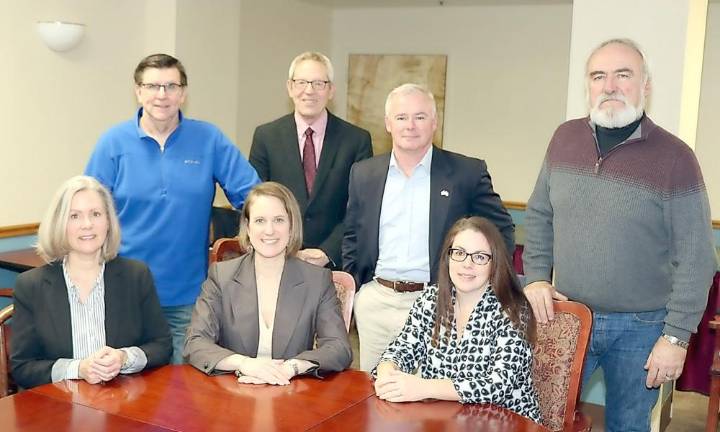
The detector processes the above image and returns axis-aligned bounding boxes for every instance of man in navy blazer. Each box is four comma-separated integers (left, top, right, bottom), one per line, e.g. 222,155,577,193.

249,52,372,269
343,84,514,370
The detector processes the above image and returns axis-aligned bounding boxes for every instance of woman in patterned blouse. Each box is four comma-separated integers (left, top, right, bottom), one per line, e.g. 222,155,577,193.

373,216,541,422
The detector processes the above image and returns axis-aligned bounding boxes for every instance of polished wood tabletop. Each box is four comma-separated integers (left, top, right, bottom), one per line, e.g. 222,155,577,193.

31,365,376,432
7,365,549,431
309,394,548,432
0,390,172,431
0,248,43,272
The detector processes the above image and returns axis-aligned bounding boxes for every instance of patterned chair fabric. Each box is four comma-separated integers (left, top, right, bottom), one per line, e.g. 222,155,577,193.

331,271,355,332
532,301,592,431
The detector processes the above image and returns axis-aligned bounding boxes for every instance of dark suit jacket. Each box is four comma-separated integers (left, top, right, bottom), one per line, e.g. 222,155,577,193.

342,147,515,288
184,254,352,376
249,111,372,267
11,257,172,389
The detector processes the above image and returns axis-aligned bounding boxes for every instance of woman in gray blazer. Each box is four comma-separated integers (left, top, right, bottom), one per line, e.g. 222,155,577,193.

184,182,351,384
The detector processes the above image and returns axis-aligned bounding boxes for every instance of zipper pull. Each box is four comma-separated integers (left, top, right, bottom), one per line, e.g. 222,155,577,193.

594,157,602,174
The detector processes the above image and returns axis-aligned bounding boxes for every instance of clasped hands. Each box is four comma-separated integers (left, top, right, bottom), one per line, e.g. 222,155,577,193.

374,369,426,403
78,346,127,384
236,357,297,386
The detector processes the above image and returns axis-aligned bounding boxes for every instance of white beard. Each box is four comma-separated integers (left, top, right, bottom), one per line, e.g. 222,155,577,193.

589,92,644,128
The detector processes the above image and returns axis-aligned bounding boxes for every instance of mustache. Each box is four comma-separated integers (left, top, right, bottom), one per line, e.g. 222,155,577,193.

595,93,628,107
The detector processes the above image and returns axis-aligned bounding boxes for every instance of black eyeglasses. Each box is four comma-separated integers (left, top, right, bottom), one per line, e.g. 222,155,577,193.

139,82,185,95
291,79,330,91
448,248,492,266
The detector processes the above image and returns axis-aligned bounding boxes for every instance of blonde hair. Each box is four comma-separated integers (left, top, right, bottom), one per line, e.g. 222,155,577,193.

238,182,303,257
36,175,120,263
288,51,334,82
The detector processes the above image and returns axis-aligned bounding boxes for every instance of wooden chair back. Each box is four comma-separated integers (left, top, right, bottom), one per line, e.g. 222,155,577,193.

707,315,720,432
0,303,14,398
532,300,592,431
209,237,245,264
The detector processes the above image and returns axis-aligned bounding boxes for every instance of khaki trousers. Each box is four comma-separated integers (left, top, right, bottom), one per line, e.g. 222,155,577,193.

353,279,422,371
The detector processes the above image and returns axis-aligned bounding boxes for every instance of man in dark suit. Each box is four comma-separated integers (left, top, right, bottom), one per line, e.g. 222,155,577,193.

249,52,372,269
343,83,514,370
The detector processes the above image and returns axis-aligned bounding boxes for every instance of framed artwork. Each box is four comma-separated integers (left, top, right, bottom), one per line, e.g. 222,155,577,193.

347,54,447,155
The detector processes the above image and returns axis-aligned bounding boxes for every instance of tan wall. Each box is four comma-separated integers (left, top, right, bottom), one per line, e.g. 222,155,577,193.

234,0,332,153
696,3,720,218
3,1,717,226
0,0,147,227
329,4,573,203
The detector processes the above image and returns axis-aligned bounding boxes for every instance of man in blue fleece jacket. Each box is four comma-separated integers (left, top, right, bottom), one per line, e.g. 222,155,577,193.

86,54,260,364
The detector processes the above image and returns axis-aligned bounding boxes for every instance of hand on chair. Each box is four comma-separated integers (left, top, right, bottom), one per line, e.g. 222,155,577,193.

523,281,568,323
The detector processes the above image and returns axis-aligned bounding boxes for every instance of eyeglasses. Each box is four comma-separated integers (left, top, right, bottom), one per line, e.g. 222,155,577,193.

448,248,492,266
139,82,185,95
291,79,330,91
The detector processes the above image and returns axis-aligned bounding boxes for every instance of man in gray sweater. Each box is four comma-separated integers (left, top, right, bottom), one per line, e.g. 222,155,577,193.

523,38,717,431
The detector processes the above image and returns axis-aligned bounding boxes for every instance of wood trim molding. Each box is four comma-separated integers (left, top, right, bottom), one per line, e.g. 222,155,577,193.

503,201,527,211
0,223,39,239
0,205,718,238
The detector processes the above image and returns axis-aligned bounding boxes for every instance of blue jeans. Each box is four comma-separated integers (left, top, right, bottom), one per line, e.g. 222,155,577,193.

162,304,194,365
581,309,665,432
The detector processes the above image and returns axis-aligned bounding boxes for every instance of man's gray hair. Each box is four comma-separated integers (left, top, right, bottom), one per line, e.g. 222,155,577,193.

384,83,437,118
288,52,334,82
586,38,651,84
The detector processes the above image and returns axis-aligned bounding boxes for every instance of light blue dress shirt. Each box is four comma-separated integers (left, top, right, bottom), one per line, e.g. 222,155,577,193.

374,147,433,283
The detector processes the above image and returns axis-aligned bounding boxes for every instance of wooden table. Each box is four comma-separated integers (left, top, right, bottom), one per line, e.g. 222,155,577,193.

0,365,548,431
0,248,43,272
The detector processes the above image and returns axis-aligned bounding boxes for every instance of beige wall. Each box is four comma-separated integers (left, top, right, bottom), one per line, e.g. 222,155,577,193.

0,0,146,227
330,4,573,202
696,2,720,218
234,0,332,153
3,1,718,227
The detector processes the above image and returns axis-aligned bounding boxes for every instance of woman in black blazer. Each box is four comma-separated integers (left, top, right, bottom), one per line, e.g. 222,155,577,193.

11,176,171,389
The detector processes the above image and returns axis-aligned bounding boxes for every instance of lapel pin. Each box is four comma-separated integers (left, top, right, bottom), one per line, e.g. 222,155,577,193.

441,190,449,197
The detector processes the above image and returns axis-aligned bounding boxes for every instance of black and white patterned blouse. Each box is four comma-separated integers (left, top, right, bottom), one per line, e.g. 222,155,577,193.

374,284,541,423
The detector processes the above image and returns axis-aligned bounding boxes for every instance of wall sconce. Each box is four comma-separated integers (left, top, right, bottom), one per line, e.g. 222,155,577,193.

36,21,86,52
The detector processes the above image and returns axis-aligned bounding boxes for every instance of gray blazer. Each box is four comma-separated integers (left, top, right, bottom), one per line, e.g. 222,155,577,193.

184,254,352,376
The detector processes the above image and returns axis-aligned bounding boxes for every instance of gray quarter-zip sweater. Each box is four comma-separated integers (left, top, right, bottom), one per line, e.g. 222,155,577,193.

523,116,717,342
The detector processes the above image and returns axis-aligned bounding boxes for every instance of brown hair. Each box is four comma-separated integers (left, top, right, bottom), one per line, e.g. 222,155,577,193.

432,217,536,346
133,53,188,86
238,182,303,256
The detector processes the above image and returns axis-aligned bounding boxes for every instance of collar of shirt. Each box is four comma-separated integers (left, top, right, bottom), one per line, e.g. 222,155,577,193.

388,145,433,178
135,108,184,141
295,109,328,166
588,116,643,144
61,256,106,300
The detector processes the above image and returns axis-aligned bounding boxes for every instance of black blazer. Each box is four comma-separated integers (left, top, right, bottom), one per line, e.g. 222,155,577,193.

249,111,372,267
342,147,515,288
11,257,172,389
184,254,352,375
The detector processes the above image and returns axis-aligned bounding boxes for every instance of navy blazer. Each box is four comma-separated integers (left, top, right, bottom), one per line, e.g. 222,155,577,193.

249,111,372,267
342,147,515,288
11,257,172,389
